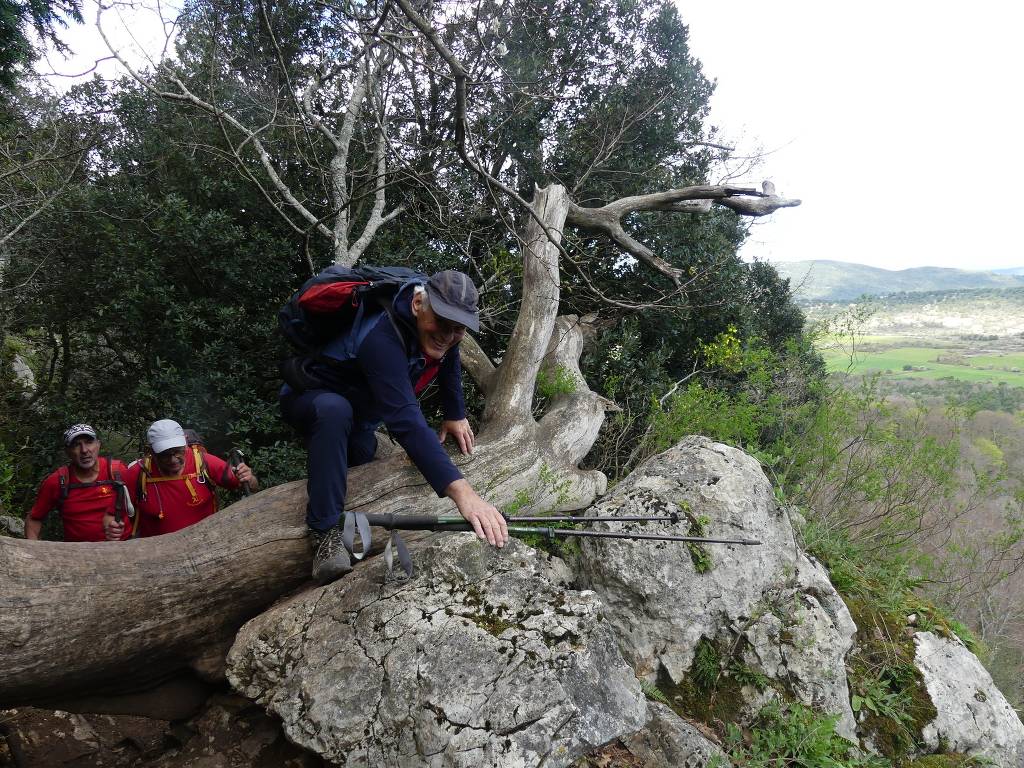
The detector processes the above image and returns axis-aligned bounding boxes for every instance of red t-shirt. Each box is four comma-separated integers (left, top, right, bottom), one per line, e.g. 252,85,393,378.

124,449,240,537
29,458,130,542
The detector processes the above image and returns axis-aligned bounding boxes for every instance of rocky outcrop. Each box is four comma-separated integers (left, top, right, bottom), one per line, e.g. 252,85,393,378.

915,631,1024,767
214,435,1024,767
0,514,24,537
226,534,647,767
0,694,317,767
618,703,730,767
577,436,858,739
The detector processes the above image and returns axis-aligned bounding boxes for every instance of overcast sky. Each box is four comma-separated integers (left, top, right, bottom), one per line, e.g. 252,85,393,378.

677,1,1024,271
48,1,1024,272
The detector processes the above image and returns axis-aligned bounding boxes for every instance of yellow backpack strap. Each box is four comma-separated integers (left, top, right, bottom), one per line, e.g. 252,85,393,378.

192,444,210,484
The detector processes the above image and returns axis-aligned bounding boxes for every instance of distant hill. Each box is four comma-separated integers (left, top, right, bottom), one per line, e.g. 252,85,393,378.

803,287,1024,340
772,260,1024,301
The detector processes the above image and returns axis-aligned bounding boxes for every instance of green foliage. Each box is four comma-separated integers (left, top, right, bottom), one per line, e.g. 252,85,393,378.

0,440,15,511
642,333,825,469
651,380,761,450
850,672,916,733
502,489,532,517
716,702,886,768
727,662,772,692
902,756,991,768
0,0,82,90
686,513,713,573
946,619,981,655
638,679,672,707
535,365,578,400
690,638,721,692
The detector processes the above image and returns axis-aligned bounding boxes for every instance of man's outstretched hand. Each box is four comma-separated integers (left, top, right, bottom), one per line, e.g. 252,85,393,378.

445,478,508,547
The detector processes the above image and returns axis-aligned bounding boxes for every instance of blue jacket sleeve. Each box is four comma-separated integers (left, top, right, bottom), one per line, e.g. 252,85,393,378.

356,321,463,497
438,347,466,421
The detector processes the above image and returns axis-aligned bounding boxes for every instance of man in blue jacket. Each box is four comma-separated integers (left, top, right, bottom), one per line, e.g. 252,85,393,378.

280,269,509,583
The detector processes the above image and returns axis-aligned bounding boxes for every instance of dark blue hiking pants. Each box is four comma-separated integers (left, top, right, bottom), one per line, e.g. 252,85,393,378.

279,388,378,532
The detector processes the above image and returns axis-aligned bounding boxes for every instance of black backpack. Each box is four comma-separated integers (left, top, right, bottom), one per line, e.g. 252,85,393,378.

278,265,427,354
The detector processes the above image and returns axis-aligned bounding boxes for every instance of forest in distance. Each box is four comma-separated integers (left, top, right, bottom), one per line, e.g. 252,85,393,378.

2,0,1024,763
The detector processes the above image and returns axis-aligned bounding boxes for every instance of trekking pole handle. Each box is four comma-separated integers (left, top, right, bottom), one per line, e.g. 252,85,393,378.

229,449,251,496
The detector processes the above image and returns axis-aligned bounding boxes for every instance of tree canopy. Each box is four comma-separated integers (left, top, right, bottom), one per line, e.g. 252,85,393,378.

1,0,810,523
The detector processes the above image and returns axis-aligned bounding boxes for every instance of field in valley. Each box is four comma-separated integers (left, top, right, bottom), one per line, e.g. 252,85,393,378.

819,335,1024,385
805,289,1024,387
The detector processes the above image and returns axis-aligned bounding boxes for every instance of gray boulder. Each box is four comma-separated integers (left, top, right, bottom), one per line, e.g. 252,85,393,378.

577,436,857,739
619,702,730,767
227,534,647,767
0,515,25,537
915,631,1024,766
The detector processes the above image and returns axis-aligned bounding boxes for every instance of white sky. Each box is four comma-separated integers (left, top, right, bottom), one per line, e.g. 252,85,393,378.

45,1,1024,272
677,0,1024,271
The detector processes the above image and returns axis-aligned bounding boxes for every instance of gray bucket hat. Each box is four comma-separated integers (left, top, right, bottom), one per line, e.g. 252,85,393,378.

425,270,480,332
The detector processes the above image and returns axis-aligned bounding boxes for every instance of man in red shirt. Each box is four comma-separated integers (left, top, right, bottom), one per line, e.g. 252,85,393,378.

26,424,131,542
124,419,258,537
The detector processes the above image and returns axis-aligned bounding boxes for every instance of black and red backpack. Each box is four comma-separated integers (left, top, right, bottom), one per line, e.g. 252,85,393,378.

278,265,427,354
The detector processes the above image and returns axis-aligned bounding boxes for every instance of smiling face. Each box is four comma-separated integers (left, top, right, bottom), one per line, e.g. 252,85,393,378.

412,291,465,360
154,447,187,476
66,436,100,474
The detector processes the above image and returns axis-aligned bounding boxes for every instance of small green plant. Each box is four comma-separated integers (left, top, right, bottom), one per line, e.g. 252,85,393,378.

686,514,713,573
719,701,887,767
947,619,980,654
851,674,916,731
535,365,578,400
0,441,15,512
691,638,721,692
638,679,672,706
728,662,772,691
538,462,572,507
502,489,532,517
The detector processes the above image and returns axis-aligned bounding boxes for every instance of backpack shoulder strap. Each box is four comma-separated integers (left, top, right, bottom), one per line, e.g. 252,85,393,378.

56,466,70,512
103,457,127,522
375,295,414,356
192,444,210,484
138,455,152,501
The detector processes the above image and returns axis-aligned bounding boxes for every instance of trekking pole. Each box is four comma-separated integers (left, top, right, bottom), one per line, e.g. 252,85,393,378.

229,449,251,496
503,514,681,524
359,513,761,546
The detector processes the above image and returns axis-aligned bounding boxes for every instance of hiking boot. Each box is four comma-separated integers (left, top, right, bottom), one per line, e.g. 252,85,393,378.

309,526,353,584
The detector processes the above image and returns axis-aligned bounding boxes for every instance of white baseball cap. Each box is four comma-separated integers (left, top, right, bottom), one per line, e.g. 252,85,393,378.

148,419,187,454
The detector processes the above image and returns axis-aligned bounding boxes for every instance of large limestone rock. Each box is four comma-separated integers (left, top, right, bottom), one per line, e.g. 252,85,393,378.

573,703,730,768
226,534,647,767
915,631,1024,766
577,436,858,739
618,703,730,767
0,695,316,767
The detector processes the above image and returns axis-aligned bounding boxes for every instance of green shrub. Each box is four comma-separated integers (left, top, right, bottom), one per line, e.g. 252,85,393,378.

715,701,886,767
